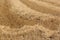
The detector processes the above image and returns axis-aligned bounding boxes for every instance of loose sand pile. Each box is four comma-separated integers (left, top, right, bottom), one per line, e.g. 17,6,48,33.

0,0,60,40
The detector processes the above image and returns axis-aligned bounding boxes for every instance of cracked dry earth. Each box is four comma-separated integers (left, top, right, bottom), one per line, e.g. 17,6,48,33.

0,0,60,40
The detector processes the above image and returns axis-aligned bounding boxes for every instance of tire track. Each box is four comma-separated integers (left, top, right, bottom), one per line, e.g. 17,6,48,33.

20,0,60,16
38,0,60,6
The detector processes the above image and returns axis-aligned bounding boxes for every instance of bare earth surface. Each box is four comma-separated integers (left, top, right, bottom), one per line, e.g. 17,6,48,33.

0,0,60,40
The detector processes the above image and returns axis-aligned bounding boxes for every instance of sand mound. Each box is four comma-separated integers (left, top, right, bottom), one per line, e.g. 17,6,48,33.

0,0,60,40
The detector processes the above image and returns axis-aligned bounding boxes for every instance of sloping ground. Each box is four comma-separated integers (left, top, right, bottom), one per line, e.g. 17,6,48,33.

0,0,60,40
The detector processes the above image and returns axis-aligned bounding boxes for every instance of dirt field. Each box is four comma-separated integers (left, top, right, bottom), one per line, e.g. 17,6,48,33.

0,0,60,40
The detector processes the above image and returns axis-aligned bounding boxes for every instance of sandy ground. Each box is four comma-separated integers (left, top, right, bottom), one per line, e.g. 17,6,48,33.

0,0,60,40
